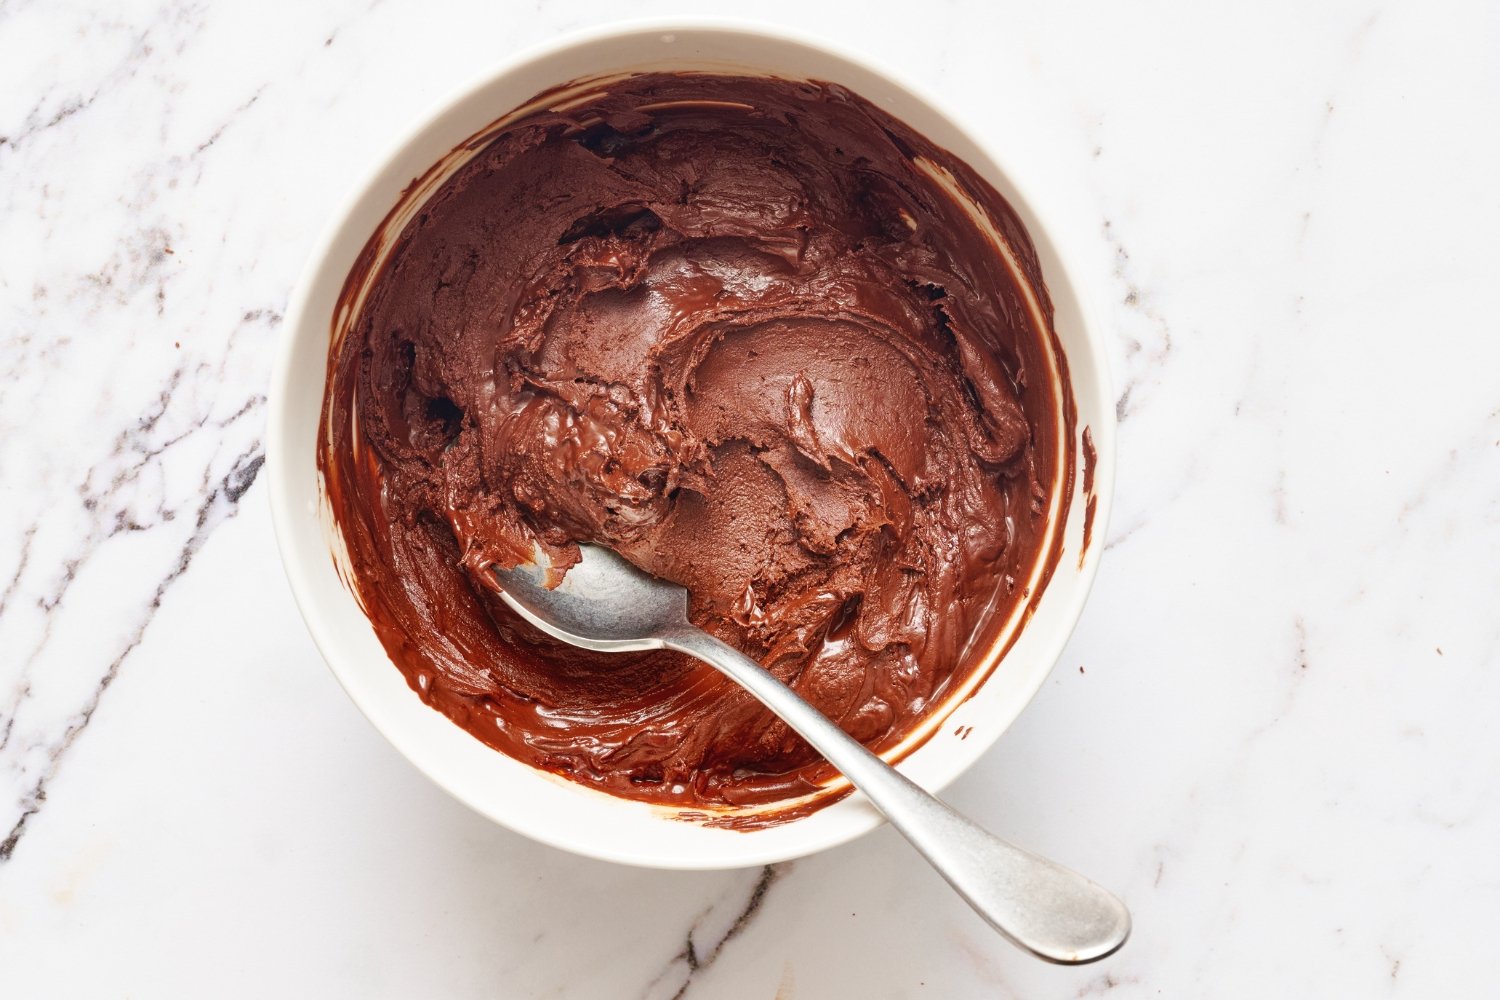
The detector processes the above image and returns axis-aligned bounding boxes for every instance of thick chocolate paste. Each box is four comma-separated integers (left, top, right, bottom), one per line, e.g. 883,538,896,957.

321,73,1072,817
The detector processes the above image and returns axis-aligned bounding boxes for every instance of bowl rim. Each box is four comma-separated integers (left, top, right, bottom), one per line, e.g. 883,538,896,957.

267,16,1116,868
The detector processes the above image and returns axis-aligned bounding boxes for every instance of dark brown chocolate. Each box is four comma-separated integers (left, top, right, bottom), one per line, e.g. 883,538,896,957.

1080,426,1098,567
320,73,1073,818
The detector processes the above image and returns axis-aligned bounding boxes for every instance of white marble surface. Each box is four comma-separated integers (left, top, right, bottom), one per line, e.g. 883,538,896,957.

2,0,1497,995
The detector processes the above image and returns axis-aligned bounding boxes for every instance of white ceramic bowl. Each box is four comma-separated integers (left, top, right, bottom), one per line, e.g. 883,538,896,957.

268,20,1114,870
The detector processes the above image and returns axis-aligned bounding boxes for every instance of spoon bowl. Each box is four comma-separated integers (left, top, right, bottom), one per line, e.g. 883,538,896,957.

493,546,690,651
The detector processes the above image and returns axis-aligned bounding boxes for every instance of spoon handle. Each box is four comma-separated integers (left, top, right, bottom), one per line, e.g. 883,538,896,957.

661,625,1131,965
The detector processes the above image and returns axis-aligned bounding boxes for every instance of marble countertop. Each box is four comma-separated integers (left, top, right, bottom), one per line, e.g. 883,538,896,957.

2,1,1496,995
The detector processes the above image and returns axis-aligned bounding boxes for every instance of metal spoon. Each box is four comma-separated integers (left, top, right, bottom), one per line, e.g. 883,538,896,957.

493,543,1130,964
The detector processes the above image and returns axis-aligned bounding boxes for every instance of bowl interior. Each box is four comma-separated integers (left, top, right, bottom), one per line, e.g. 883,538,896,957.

268,23,1114,869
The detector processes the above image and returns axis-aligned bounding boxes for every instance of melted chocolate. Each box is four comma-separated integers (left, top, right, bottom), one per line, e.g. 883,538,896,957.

1081,426,1098,566
321,73,1073,818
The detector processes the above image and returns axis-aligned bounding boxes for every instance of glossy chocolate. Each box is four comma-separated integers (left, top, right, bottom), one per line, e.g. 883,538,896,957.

321,73,1073,816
